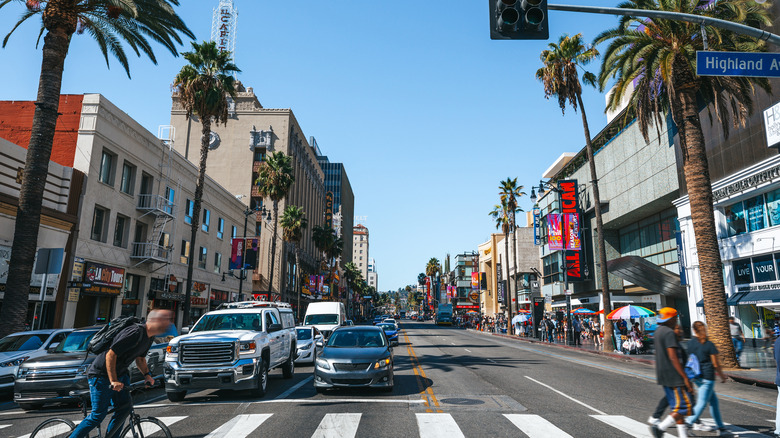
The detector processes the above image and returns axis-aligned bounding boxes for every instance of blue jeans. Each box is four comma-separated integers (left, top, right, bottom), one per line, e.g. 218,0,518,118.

686,378,724,429
732,337,743,361
69,375,131,438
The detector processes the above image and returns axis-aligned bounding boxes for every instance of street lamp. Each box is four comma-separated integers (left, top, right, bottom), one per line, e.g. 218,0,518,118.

237,204,271,301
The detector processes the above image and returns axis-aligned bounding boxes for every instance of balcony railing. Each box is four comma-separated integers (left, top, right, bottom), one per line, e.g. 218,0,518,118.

130,242,170,263
137,194,175,217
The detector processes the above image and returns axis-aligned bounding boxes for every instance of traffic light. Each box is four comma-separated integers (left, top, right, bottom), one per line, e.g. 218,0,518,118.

489,0,549,40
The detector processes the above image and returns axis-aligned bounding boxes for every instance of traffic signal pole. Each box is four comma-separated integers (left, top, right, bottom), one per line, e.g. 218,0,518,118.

548,4,780,47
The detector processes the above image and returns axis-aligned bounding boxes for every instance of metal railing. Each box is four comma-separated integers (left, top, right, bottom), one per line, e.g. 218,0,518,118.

131,242,170,262
137,194,175,217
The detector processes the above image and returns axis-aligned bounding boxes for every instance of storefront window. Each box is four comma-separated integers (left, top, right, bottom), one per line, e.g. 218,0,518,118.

745,195,767,232
725,202,747,237
753,254,777,283
733,259,753,284
766,188,780,227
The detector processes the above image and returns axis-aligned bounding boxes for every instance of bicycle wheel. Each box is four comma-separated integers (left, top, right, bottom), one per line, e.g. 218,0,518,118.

30,418,75,438
120,417,172,438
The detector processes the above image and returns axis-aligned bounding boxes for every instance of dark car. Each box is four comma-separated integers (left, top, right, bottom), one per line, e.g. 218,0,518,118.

313,326,393,393
14,327,167,410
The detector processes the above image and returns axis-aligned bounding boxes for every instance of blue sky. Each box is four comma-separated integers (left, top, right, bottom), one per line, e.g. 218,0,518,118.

0,0,624,291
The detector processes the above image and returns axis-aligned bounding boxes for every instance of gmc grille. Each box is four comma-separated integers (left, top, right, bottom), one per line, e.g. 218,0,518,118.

181,343,235,365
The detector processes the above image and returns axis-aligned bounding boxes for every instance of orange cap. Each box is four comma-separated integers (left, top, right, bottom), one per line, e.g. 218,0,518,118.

656,307,678,323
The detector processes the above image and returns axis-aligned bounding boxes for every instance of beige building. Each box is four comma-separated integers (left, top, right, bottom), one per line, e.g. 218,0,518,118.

352,224,369,280
170,85,326,308
478,234,505,317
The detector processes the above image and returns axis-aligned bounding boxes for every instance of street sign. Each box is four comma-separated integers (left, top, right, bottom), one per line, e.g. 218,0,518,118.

67,281,92,289
697,51,780,78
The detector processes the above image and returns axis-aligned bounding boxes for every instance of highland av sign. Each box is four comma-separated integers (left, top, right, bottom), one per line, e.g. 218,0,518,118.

697,51,780,78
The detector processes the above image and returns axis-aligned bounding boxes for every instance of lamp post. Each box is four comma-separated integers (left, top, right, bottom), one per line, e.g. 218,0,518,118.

237,204,271,301
530,181,574,346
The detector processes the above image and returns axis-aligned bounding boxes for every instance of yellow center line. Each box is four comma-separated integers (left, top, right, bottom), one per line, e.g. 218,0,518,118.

403,330,442,413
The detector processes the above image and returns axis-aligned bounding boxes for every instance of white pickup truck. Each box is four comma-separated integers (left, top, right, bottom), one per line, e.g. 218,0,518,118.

163,301,296,401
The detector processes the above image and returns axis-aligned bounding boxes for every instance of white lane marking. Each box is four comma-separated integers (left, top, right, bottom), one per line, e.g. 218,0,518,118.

205,413,273,438
157,416,187,427
135,416,186,435
275,375,313,399
18,420,81,438
591,415,658,438
524,376,606,415
138,398,425,408
311,413,361,438
464,349,472,353
504,414,572,437
0,425,10,429
416,413,465,438
486,358,497,364
700,418,772,437
451,342,456,345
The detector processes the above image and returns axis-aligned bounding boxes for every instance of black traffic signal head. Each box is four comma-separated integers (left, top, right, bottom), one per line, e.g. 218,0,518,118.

489,0,549,40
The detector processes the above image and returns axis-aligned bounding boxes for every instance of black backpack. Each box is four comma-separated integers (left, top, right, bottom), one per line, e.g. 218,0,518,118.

88,316,142,354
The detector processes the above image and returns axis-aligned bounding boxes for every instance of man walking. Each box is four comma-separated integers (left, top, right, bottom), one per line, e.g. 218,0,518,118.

573,317,582,346
650,307,693,438
729,317,744,364
70,309,174,438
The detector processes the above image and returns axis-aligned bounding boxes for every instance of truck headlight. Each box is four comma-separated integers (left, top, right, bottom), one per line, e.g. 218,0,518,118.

373,358,391,369
0,356,28,367
166,345,179,360
315,359,330,370
239,341,256,354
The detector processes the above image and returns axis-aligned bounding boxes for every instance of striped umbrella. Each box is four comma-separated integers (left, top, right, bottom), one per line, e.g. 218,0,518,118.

606,305,655,320
570,307,596,315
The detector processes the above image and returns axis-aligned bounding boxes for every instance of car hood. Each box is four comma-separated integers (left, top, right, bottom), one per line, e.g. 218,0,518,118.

173,330,259,344
0,351,34,362
20,352,90,369
320,347,389,362
384,330,398,337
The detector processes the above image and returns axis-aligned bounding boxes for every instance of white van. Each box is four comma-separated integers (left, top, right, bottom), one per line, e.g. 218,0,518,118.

303,302,346,339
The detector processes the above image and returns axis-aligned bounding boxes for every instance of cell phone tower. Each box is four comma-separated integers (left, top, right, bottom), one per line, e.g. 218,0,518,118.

211,0,238,61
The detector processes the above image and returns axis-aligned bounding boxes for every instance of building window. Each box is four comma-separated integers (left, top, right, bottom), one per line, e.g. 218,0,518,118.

164,186,175,215
214,252,222,273
185,199,194,224
119,161,135,195
91,206,109,242
198,246,207,269
99,150,116,186
231,225,237,239
113,215,129,248
202,209,210,232
217,218,225,239
180,240,190,264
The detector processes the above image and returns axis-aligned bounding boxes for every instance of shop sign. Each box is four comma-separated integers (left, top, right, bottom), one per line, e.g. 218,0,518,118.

83,285,121,296
456,304,479,310
713,162,780,201
765,100,780,148
254,293,269,301
85,263,125,288
469,290,479,302
67,281,92,289
753,254,776,283
325,191,334,228
67,287,80,302
159,292,185,301
191,296,207,307
122,299,140,305
72,257,85,281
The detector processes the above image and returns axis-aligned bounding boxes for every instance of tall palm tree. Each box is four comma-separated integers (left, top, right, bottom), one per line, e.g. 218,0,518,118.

344,261,362,301
489,200,511,317
417,273,426,286
255,151,295,299
426,257,440,311
498,178,525,320
280,205,307,319
536,33,615,351
0,0,192,336
173,40,239,327
594,0,772,368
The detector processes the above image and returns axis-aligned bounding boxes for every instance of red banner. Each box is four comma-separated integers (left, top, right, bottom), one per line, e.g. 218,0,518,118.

229,238,244,270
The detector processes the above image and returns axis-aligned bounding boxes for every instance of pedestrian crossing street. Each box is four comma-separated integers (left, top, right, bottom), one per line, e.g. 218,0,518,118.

6,412,771,438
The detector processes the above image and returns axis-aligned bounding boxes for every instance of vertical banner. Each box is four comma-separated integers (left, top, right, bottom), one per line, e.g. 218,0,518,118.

547,214,563,250
497,280,506,306
244,239,259,270
563,213,581,250
533,206,541,245
558,179,587,281
471,272,479,290
229,238,244,270
675,231,688,286
324,192,334,228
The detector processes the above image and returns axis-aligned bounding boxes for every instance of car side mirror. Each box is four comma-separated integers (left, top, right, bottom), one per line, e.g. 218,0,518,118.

48,342,59,351
181,327,190,335
315,340,324,348
268,323,282,333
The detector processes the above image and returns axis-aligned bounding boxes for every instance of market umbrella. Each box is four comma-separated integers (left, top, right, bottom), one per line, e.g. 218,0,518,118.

606,305,655,320
466,310,479,314
511,314,530,325
570,307,596,315
516,309,531,314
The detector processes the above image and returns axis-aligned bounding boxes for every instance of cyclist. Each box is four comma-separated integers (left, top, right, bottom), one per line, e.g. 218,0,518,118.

70,309,174,438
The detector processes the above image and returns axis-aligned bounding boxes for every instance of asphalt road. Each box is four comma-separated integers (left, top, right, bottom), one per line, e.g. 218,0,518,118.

1,321,777,437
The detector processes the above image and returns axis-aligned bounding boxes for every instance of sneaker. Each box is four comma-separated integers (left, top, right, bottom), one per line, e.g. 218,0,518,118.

647,416,661,426
717,428,733,437
692,422,713,432
649,424,664,438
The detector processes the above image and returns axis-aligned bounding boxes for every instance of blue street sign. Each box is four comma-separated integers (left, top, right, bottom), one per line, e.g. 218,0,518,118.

697,51,780,78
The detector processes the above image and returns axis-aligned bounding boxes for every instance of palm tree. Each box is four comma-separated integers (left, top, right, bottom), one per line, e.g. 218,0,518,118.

489,200,511,317
280,205,307,317
536,33,614,351
425,257,440,311
498,178,525,320
173,40,239,327
417,273,426,286
0,0,192,336
255,151,295,299
594,0,772,368
344,261,362,301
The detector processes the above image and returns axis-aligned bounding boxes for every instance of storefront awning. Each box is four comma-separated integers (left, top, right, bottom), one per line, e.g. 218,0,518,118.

552,298,581,308
696,290,780,307
607,256,686,298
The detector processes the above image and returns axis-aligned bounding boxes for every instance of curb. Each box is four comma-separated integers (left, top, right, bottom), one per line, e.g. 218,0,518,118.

465,329,771,387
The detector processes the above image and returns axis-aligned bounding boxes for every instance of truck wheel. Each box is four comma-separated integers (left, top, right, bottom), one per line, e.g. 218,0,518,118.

254,359,269,397
282,351,295,379
166,391,186,402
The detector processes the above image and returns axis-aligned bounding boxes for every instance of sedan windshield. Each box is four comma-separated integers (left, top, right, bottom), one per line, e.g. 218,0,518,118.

55,331,97,353
192,313,262,332
304,314,339,325
377,323,395,331
327,330,386,348
0,334,47,352
296,328,313,340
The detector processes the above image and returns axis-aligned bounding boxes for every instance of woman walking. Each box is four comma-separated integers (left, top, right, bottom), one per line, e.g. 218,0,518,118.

685,321,730,436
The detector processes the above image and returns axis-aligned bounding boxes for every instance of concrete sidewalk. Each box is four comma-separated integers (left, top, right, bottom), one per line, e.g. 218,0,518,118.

467,328,778,388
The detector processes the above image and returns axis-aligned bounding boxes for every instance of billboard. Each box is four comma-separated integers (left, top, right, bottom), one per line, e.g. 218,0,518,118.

547,214,563,250
563,213,581,250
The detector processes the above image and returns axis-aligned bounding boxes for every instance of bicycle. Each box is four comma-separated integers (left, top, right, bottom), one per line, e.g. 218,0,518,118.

30,381,172,438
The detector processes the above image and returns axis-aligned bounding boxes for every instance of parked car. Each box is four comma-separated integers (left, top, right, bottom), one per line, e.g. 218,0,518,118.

13,326,167,410
164,301,296,402
377,323,399,346
0,329,72,392
314,326,393,393
295,326,323,364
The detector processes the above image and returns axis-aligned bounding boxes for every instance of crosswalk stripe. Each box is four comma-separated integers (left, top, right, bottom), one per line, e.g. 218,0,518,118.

503,414,572,437
311,413,361,438
0,425,10,429
204,413,273,438
700,418,771,437
416,413,465,438
137,416,186,434
591,415,660,438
